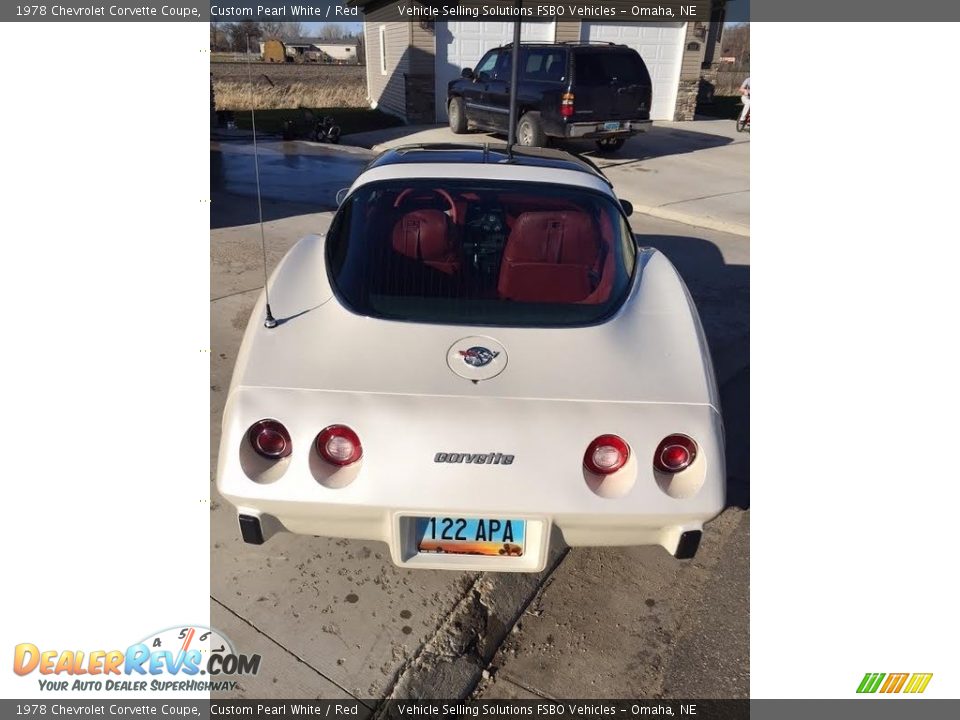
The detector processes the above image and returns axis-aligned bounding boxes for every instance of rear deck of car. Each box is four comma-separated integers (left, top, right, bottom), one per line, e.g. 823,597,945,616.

364,143,613,187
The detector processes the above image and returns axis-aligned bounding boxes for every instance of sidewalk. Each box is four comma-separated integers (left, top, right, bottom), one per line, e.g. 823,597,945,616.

341,119,749,236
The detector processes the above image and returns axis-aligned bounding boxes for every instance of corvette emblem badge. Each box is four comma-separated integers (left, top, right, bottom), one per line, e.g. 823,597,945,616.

459,347,500,368
447,337,507,381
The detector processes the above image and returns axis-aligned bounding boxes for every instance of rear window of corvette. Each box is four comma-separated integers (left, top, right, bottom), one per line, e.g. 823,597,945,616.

325,179,637,327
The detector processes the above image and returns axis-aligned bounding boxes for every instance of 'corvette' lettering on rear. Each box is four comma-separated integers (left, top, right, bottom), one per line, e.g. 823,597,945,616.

434,452,514,465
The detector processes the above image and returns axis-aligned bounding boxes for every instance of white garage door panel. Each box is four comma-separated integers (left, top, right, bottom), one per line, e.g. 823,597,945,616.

581,22,686,121
435,22,555,122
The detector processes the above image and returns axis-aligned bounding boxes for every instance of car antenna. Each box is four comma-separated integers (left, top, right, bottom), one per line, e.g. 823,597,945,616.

505,14,522,160
245,34,278,329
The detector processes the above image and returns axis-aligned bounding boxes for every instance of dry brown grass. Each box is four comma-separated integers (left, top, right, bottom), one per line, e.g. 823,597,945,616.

213,80,366,110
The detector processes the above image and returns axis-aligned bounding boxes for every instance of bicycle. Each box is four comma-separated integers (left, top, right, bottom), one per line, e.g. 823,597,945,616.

736,107,750,133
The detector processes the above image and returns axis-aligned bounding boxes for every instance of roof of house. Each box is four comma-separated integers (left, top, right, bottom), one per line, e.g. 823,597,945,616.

311,39,359,47
284,37,357,47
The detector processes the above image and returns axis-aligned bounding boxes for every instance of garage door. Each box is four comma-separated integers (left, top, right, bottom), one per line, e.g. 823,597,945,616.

435,22,555,122
580,22,685,121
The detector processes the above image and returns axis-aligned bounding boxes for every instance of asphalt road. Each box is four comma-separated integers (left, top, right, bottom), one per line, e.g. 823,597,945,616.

209,134,749,702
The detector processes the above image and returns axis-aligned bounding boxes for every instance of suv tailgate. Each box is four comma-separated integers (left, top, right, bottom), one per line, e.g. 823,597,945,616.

572,48,652,121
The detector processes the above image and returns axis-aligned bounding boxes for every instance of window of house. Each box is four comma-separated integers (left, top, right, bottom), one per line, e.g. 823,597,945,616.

379,26,387,75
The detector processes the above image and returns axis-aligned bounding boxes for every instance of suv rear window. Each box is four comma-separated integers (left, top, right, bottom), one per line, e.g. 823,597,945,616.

575,50,647,86
326,179,636,327
521,48,567,81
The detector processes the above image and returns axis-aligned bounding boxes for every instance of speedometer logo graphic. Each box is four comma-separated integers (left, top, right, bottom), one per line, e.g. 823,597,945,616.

139,625,235,673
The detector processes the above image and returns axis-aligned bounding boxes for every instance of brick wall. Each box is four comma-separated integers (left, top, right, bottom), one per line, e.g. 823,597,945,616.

404,74,436,124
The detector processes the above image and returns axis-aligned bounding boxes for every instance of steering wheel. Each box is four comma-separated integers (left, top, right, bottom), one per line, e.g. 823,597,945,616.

394,187,459,225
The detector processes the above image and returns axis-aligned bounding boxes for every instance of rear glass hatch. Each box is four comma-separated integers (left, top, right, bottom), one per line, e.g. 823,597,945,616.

326,179,638,327
572,48,652,121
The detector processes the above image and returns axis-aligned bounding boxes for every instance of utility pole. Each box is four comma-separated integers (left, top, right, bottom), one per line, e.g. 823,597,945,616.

505,5,522,155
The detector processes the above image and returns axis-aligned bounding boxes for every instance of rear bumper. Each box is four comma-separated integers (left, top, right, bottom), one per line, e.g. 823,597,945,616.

226,499,716,573
217,389,724,573
561,119,652,139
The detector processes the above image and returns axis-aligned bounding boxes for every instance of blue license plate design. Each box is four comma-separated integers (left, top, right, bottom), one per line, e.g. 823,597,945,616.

603,121,621,130
416,517,525,557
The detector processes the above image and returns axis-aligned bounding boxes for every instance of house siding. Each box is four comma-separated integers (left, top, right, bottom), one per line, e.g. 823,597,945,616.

409,19,435,74
363,4,409,120
675,21,711,120
554,21,581,43
407,13,437,122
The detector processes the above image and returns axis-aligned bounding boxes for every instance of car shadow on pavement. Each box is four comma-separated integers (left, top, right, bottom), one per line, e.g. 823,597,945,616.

210,188,329,229
637,233,750,510
442,123,738,166
563,125,740,166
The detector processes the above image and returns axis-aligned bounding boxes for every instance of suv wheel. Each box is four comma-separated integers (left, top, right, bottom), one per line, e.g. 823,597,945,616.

448,97,467,134
517,112,546,147
595,138,626,153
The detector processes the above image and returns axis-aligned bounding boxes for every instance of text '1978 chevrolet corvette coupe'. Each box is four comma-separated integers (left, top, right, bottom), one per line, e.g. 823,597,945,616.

216,144,724,572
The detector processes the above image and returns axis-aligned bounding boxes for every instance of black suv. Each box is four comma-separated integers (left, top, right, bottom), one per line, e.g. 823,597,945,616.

447,42,653,153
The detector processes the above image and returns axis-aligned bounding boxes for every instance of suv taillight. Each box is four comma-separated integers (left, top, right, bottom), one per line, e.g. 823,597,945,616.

561,91,575,118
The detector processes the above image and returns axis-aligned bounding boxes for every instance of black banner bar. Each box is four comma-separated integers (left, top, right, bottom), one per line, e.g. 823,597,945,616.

0,700,749,719
6,699,960,719
6,0,960,22
1,1,714,23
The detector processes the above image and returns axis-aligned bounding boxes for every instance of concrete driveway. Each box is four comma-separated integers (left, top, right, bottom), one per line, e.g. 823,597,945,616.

210,131,749,702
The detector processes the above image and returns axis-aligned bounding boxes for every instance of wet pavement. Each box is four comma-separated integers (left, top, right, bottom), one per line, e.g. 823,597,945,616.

210,138,371,226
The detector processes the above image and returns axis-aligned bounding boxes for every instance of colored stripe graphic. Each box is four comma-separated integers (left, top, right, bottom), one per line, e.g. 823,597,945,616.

904,673,933,694
880,673,908,693
856,673,885,693
858,672,932,694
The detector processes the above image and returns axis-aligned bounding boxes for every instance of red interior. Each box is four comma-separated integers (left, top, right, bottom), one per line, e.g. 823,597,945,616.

391,209,461,275
498,211,600,303
382,188,620,305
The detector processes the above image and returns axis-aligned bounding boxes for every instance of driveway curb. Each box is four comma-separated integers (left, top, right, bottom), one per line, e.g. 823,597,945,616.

631,203,750,238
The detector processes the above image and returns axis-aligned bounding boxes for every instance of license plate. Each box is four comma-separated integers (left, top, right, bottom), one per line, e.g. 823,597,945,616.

603,121,621,131
416,517,525,557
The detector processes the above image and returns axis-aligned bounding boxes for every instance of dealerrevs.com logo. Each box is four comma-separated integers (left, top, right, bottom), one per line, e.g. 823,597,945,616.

13,625,260,692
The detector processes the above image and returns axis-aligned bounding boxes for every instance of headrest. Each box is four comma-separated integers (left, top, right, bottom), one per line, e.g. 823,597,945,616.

505,211,598,266
392,210,451,260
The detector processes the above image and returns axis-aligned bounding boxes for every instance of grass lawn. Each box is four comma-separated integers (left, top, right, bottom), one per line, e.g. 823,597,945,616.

231,108,403,135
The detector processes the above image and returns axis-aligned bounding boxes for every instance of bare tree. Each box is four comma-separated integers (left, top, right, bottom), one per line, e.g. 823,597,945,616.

721,23,750,70
354,32,365,65
209,22,231,51
319,23,349,40
260,21,304,40
228,21,262,53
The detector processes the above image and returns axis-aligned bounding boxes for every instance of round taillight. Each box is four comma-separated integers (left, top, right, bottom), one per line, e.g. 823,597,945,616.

654,435,698,473
247,419,292,460
316,425,363,467
583,434,630,475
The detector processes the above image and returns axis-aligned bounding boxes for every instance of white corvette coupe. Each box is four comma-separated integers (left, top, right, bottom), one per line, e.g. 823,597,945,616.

217,144,724,572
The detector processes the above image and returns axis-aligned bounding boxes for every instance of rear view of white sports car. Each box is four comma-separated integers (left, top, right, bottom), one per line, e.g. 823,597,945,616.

216,144,724,572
